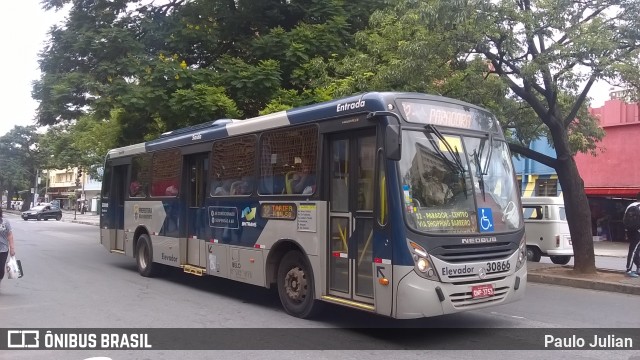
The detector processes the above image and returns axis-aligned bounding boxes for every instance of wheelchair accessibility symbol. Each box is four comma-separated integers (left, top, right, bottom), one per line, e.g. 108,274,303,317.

477,208,494,232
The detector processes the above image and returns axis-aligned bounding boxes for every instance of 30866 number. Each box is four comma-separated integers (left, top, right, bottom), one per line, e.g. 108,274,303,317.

486,260,510,273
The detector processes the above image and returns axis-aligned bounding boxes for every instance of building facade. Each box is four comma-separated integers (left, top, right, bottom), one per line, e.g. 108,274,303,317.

512,139,562,198
575,96,640,243
44,168,102,211
511,93,639,243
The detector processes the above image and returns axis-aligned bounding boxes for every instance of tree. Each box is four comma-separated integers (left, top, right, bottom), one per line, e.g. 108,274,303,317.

0,126,42,211
413,0,640,273
612,57,640,103
35,0,387,146
301,2,550,145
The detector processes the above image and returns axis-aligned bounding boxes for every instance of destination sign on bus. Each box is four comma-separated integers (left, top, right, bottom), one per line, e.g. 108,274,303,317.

398,99,498,132
261,203,297,220
411,209,477,232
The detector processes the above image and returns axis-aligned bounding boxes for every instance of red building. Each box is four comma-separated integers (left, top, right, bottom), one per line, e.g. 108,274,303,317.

575,93,640,242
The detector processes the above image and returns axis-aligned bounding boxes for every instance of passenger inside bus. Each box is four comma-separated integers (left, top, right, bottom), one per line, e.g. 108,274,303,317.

213,180,233,196
130,180,146,197
288,161,316,195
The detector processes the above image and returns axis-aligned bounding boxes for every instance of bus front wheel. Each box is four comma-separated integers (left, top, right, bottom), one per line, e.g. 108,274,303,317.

136,234,160,277
277,251,321,319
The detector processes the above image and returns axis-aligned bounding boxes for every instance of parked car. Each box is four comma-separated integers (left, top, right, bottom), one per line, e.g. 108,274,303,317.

21,204,63,221
522,196,573,265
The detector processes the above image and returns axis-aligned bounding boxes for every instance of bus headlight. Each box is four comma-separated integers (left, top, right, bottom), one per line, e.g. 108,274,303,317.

516,235,527,270
417,258,429,272
409,241,439,281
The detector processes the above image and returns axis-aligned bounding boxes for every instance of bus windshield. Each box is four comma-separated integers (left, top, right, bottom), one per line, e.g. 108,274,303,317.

400,129,522,234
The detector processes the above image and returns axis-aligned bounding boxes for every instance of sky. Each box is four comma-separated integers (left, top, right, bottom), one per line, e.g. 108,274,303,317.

0,1,67,137
0,2,624,138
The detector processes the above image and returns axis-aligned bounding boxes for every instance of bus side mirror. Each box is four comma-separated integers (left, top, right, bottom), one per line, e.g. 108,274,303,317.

385,125,401,161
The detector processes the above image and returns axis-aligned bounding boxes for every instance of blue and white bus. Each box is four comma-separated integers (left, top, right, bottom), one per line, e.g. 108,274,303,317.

100,92,526,319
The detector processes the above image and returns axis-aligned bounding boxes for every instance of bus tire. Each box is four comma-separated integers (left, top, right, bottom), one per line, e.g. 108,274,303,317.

526,246,541,262
277,250,321,319
550,255,571,265
136,234,159,277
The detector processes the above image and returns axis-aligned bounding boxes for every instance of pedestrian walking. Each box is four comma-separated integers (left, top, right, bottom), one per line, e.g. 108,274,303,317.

622,193,640,277
0,207,16,288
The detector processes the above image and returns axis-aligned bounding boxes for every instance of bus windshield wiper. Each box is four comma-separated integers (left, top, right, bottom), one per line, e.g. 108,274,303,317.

473,150,486,201
480,133,494,176
425,124,466,174
474,134,494,201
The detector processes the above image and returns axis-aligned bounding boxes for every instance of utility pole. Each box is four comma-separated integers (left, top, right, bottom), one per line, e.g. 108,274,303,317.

44,171,49,202
33,168,39,209
74,167,82,220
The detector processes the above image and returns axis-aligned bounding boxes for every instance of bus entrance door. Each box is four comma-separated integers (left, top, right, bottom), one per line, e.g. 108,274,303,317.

109,164,127,253
327,131,376,307
184,153,209,271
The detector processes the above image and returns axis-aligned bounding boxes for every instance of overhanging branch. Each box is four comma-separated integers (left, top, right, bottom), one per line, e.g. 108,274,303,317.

509,143,558,170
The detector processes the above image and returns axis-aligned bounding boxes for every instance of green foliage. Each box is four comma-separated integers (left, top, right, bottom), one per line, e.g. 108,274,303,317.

35,0,387,149
0,126,42,207
169,85,243,124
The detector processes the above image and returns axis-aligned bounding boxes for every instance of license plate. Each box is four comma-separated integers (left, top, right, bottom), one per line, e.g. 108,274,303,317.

472,284,494,299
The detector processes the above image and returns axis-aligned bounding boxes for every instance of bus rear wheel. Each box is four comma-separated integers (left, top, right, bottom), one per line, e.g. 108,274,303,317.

136,234,160,277
277,250,321,319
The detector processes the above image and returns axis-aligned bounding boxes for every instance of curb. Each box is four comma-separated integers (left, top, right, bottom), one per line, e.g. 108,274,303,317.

527,273,640,295
69,220,99,226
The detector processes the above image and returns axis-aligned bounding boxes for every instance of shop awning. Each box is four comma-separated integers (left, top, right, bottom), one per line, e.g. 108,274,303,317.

584,187,640,197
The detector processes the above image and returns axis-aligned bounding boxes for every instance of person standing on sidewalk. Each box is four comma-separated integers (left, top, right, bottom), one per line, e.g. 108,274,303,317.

623,193,640,277
0,208,16,287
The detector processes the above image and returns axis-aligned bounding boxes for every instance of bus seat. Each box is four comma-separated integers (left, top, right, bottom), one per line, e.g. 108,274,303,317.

230,181,244,195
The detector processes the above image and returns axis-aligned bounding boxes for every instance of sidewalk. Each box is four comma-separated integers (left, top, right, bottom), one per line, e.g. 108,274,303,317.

60,209,100,226
527,241,640,295
4,207,639,294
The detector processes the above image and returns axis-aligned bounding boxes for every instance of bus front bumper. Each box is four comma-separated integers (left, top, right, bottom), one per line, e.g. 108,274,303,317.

395,265,527,319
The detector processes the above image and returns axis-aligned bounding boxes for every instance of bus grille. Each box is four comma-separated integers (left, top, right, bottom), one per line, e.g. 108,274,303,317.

449,286,510,308
432,242,516,263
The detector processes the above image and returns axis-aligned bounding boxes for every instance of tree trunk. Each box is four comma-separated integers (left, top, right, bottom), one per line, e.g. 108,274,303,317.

550,122,597,274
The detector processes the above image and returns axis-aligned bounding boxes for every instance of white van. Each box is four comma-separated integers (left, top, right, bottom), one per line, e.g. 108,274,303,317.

521,196,573,265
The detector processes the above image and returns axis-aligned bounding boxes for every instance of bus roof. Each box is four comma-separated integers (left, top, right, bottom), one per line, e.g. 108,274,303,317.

107,92,493,159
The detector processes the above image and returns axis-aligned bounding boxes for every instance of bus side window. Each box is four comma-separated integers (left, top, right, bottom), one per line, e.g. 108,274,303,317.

150,149,181,197
211,135,256,196
130,154,152,198
259,125,318,196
